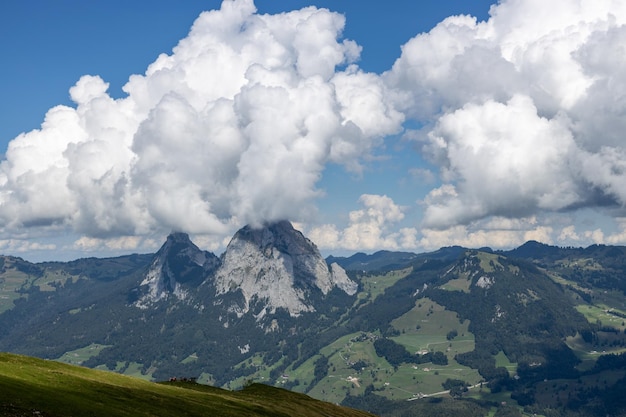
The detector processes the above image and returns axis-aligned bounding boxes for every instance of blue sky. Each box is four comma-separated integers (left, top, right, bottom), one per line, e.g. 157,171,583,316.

0,0,493,145
1,0,626,261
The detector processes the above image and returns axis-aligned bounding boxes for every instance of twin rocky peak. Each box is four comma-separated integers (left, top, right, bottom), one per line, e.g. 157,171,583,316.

135,220,357,317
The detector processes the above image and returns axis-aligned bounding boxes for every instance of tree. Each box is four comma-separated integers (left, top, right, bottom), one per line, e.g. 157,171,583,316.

313,355,329,383
373,338,414,366
442,378,468,398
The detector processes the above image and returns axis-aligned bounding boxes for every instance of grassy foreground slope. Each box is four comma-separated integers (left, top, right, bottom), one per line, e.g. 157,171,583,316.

0,353,375,417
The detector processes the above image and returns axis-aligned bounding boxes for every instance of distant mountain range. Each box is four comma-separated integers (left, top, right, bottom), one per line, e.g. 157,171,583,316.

1,222,626,417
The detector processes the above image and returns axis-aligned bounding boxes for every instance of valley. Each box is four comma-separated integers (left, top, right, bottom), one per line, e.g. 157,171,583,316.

1,223,626,416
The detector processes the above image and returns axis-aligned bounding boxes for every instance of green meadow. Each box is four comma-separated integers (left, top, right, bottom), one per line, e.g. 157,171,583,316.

0,352,374,417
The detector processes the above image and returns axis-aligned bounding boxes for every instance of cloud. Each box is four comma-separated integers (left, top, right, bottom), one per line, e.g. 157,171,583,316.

419,95,579,227
74,235,146,252
307,194,418,251
601,218,626,245
0,239,56,253
418,216,554,251
3,0,626,257
0,0,402,240
309,198,562,253
558,225,580,242
387,0,626,230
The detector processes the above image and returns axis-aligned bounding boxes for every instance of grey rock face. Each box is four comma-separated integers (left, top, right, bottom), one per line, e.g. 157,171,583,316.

133,222,355,318
134,232,219,308
215,221,356,317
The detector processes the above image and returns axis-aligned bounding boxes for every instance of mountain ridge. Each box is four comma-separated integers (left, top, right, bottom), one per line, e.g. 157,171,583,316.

213,220,356,318
135,232,220,308
1,225,626,416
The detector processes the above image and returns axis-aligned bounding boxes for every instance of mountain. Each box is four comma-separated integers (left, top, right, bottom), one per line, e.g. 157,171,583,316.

501,239,563,259
327,250,419,273
1,225,626,417
327,246,465,272
214,220,356,318
134,232,220,307
0,221,359,384
425,250,590,380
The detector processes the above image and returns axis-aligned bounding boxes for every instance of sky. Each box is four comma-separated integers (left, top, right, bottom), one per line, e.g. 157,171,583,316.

1,0,626,262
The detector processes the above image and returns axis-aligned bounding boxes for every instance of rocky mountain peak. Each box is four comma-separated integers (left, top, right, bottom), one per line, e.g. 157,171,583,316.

165,231,194,244
134,232,220,308
233,220,313,254
215,221,357,318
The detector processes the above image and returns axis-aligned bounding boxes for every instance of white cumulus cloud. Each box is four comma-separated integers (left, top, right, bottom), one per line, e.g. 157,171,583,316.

0,0,403,243
4,0,626,257
307,194,418,251
387,0,626,234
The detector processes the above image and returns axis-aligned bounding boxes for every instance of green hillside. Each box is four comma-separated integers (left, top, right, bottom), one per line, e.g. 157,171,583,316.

4,240,626,416
0,352,375,417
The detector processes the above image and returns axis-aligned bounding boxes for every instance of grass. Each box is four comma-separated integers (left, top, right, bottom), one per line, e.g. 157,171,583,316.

228,354,287,390
356,268,412,304
291,297,481,402
476,252,503,273
0,269,31,314
440,276,472,292
0,262,80,313
36,269,79,292
181,352,199,364
56,343,111,366
494,351,517,376
390,298,474,355
546,271,590,294
566,333,626,372
0,352,375,417
576,303,626,330
383,361,480,398
276,297,482,404
556,257,603,271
